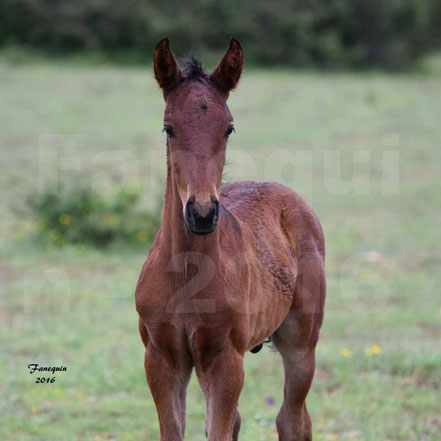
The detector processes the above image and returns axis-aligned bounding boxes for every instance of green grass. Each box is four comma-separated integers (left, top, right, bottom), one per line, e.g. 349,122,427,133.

0,58,440,441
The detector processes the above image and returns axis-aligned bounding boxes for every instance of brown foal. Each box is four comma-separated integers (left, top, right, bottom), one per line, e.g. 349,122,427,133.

135,37,326,441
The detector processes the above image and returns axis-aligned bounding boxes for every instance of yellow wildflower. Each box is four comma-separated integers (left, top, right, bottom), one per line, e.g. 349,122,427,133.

137,231,149,242
339,348,352,357
30,405,39,414
59,213,71,225
366,345,382,356
103,214,121,227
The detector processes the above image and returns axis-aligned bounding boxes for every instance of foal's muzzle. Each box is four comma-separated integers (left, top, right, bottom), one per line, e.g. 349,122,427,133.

185,197,219,235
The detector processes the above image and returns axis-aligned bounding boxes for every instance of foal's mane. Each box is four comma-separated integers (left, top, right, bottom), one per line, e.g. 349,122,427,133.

180,55,209,81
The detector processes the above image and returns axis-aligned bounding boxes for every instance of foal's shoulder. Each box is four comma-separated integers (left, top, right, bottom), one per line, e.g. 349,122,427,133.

221,181,297,207
221,180,321,231
221,180,324,257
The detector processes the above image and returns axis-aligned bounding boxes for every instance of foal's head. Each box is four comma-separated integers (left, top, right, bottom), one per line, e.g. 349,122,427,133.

154,38,243,235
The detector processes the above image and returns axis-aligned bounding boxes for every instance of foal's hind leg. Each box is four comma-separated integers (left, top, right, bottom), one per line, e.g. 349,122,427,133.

272,314,316,441
272,256,325,441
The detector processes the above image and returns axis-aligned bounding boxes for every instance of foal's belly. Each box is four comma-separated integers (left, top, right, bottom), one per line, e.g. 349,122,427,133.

221,233,297,349
246,292,293,350
220,255,296,351
219,181,300,349
141,280,293,365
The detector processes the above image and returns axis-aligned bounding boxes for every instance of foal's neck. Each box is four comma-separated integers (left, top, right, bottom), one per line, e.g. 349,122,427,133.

160,148,220,257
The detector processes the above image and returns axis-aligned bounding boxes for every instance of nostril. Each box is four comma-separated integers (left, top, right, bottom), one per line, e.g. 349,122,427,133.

185,197,196,224
212,198,219,218
185,196,220,233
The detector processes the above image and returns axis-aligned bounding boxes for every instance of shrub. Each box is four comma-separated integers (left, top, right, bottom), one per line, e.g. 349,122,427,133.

28,184,161,248
0,0,440,69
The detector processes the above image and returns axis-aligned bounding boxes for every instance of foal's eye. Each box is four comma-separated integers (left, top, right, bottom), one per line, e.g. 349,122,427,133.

225,126,235,137
163,126,175,138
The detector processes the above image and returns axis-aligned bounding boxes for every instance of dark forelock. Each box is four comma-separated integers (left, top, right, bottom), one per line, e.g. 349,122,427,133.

180,55,208,81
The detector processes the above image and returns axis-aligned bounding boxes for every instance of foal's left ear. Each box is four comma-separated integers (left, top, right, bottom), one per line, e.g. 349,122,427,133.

210,38,243,95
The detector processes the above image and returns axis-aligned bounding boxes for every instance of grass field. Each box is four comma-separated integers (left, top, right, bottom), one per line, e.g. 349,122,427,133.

0,58,440,441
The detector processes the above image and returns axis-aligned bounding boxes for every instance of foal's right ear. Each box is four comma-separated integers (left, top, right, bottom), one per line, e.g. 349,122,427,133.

153,38,183,97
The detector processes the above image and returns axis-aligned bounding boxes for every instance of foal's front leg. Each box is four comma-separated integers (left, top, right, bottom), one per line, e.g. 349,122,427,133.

196,345,244,441
144,343,191,441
